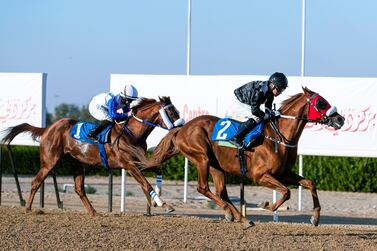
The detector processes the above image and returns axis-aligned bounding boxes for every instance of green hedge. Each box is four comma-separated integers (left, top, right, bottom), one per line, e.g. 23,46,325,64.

1,146,377,192
0,146,109,176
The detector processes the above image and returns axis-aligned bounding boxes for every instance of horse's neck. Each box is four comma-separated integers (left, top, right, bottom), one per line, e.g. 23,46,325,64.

127,109,160,140
276,117,307,144
276,97,308,144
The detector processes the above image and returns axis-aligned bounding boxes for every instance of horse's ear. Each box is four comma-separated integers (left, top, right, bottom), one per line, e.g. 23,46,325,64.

158,96,170,102
302,86,310,94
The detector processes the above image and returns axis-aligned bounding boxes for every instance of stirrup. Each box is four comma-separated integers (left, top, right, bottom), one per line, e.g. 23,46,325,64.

87,134,99,143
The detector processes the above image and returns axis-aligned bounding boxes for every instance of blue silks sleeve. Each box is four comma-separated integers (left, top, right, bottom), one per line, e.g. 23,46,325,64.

107,96,129,120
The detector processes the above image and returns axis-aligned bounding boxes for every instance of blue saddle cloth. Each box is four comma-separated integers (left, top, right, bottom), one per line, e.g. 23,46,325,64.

211,118,264,148
70,122,113,170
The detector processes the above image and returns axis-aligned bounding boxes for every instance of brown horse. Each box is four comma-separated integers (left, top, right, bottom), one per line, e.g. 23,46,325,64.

1,96,183,216
137,87,345,228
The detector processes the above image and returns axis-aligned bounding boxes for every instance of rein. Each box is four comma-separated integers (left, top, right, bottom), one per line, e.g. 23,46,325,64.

280,114,329,124
122,101,179,142
263,120,298,149
263,93,329,149
132,114,169,130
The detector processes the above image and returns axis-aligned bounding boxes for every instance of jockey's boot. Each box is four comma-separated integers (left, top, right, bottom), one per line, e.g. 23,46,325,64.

88,121,112,142
229,118,256,149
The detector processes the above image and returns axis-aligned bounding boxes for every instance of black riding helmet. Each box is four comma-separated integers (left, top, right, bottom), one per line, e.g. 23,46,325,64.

269,72,288,92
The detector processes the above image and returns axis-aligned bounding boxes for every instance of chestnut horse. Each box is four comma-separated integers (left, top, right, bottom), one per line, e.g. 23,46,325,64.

137,87,345,228
1,96,183,216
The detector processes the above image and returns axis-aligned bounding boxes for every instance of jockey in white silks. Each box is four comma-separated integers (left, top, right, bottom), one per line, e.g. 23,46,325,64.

88,84,138,142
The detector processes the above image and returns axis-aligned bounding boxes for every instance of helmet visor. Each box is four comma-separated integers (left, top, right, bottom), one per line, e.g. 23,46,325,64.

274,84,286,93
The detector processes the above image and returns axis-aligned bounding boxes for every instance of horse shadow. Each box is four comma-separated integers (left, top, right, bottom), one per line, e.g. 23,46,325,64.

185,210,377,226
177,196,377,226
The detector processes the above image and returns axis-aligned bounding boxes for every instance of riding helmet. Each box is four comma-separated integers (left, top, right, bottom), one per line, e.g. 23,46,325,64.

268,72,288,92
121,84,138,100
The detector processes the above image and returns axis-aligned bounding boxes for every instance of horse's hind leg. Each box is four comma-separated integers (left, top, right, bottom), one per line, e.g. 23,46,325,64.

72,164,96,216
282,172,321,226
25,155,61,212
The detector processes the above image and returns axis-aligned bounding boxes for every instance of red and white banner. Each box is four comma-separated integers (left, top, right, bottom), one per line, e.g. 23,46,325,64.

110,74,377,158
0,73,47,146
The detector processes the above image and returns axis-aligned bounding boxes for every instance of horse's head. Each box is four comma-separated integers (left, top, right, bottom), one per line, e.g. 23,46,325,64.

303,87,345,130
131,96,184,130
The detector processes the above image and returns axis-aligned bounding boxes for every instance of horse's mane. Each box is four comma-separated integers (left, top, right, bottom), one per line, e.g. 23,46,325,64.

280,93,303,109
131,98,157,113
279,87,313,111
130,96,171,113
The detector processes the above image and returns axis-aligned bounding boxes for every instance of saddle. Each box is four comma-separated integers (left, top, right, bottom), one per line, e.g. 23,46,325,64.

70,122,112,144
70,122,113,170
211,118,264,149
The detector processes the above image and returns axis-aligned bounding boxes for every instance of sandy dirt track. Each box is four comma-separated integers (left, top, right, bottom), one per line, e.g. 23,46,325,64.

1,175,377,250
1,207,377,250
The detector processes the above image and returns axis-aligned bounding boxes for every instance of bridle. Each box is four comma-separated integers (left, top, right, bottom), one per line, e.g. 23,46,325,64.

120,100,184,142
264,93,334,149
279,93,332,124
132,103,184,130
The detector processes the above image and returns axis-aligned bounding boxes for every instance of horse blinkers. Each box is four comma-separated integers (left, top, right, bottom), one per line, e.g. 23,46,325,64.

158,101,185,129
307,94,345,129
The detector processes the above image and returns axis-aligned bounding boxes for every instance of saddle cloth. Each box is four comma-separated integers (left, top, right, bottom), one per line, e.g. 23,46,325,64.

211,118,264,148
70,122,113,170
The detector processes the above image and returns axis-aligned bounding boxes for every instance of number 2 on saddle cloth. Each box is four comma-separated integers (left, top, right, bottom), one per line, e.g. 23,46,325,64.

211,118,264,174
211,118,264,149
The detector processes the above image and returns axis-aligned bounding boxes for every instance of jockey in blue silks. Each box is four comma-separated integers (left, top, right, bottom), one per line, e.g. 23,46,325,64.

87,84,139,142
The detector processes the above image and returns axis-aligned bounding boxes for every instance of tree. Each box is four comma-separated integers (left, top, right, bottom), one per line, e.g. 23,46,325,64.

50,103,96,124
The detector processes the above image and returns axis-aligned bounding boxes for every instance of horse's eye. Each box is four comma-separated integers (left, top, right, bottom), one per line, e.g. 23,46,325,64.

316,99,327,110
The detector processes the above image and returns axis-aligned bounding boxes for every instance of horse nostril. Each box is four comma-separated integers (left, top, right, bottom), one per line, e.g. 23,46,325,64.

334,116,345,128
338,117,345,125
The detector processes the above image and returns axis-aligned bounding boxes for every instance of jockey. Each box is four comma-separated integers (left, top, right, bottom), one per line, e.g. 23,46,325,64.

229,72,288,148
87,84,139,142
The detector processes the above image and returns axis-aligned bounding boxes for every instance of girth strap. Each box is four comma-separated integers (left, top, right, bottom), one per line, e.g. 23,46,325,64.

236,148,247,175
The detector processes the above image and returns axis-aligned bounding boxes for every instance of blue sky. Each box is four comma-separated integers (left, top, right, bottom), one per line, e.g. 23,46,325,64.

1,0,377,112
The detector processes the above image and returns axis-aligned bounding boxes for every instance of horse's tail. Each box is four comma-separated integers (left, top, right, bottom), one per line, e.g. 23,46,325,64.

131,127,181,171
149,127,181,166
1,123,46,145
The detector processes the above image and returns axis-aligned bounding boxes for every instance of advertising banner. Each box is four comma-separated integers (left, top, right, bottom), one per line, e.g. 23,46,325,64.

0,73,47,146
110,74,377,158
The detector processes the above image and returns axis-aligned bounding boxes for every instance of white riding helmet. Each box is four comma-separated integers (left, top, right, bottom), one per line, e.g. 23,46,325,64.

121,84,138,100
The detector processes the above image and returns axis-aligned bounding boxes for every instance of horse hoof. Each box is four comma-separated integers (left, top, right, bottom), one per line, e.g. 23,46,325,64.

310,216,319,226
257,201,269,209
165,206,175,213
225,212,234,222
243,220,256,230
88,210,97,217
162,203,175,213
152,201,157,207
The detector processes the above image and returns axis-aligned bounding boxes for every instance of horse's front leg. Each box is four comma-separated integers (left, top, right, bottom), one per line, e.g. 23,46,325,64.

126,166,174,213
194,161,254,229
282,172,321,226
255,173,291,212
210,167,243,223
145,167,163,207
